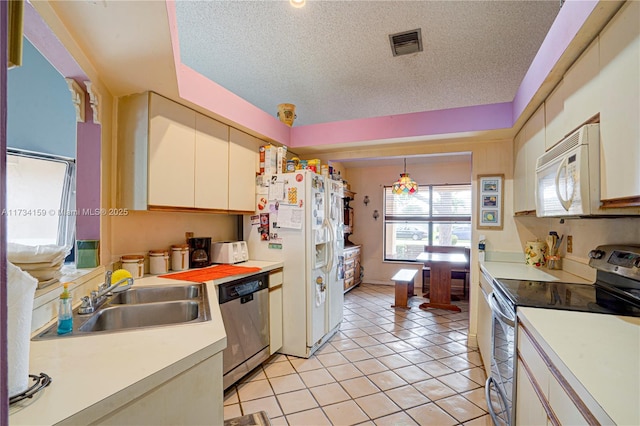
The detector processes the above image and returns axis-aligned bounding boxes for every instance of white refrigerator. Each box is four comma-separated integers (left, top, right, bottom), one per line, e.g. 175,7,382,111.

244,170,344,358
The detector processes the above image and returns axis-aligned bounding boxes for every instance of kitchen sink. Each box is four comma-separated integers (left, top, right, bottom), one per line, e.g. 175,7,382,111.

78,301,200,332
33,283,210,340
109,285,201,304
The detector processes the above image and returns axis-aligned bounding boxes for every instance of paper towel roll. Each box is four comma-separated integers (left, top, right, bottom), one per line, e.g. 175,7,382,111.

8,261,38,398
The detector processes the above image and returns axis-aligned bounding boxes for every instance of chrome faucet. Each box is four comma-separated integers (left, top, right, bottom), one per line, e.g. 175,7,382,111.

78,271,133,315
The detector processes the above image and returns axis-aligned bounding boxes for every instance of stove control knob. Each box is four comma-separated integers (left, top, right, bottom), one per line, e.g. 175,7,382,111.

589,250,605,260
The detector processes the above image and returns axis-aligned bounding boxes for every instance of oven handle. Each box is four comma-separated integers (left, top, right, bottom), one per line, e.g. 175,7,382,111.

485,376,511,426
489,292,515,327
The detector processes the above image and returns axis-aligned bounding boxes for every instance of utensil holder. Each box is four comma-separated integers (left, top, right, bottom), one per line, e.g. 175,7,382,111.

547,255,561,270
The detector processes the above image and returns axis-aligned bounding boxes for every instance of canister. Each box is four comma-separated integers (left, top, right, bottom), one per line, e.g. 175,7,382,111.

171,244,190,271
121,255,144,278
149,250,169,275
525,240,547,267
76,240,99,268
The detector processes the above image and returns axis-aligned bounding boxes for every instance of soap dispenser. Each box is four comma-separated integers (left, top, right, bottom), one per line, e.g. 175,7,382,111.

57,283,73,335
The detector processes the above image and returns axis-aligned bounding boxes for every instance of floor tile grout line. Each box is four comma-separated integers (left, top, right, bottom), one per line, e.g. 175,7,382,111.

225,283,488,425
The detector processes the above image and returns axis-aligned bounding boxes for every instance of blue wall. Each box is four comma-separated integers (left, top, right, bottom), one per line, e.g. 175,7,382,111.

7,38,76,158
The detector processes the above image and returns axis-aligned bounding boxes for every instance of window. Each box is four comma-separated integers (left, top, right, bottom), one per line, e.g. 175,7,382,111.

384,184,472,261
6,149,76,248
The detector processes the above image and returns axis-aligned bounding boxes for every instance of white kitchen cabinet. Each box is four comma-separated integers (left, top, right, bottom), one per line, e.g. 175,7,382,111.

513,129,527,213
195,113,229,210
148,93,196,208
563,38,600,132
513,104,545,214
269,269,284,354
476,269,493,377
118,92,259,213
548,373,588,425
229,128,260,212
516,320,609,425
598,0,640,203
91,354,223,426
544,79,567,150
515,361,548,426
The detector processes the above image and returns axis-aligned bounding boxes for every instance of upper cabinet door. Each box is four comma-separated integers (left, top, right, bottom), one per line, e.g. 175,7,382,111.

195,113,229,210
229,128,259,213
544,79,567,151
148,93,196,208
514,104,546,214
513,129,527,213
599,0,640,202
563,38,600,132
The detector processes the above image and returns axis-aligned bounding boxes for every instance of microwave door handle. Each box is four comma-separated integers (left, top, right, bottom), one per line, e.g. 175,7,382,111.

554,156,573,211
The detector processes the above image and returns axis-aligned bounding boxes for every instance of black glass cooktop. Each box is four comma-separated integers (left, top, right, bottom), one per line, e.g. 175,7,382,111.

494,279,640,317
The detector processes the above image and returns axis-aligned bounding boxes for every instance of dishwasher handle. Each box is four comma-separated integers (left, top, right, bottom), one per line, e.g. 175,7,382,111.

240,294,254,304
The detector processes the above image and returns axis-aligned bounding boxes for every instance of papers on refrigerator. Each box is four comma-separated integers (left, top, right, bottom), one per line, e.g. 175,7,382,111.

276,204,303,229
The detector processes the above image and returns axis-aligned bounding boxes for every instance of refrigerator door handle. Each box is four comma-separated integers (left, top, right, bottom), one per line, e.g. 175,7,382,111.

324,218,334,273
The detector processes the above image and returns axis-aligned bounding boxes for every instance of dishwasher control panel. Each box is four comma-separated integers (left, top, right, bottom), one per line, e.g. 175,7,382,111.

218,273,268,304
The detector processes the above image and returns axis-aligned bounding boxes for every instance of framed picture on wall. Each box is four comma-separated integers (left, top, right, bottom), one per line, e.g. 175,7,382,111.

478,174,504,230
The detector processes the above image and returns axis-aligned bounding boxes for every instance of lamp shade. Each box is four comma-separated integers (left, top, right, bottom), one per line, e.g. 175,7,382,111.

392,173,418,196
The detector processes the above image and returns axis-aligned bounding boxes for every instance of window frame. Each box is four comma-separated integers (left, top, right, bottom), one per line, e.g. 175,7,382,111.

6,148,76,249
383,183,472,262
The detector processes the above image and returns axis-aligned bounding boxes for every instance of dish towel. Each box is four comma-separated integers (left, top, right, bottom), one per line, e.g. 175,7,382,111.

160,265,262,282
8,261,38,397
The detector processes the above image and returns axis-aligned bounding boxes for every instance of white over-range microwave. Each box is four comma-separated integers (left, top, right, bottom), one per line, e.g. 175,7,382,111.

534,123,631,217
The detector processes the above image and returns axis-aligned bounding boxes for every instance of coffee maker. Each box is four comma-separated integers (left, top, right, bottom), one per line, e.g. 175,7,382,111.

188,237,212,268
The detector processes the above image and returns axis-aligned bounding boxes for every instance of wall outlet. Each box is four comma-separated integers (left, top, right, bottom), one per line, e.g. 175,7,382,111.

185,232,194,242
567,235,573,253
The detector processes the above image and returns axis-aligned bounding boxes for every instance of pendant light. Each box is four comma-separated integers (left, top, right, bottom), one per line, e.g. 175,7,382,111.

392,158,418,196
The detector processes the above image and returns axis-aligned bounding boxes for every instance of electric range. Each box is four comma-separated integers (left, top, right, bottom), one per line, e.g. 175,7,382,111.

493,245,640,318
485,245,640,426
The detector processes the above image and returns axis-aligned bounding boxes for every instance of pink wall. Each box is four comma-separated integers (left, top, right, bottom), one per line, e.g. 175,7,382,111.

22,2,86,81
22,2,100,243
291,103,512,148
1,0,9,419
166,1,594,150
512,0,599,120
165,1,290,145
75,93,101,240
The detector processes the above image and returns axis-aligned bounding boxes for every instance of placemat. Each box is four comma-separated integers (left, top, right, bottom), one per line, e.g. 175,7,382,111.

160,264,262,282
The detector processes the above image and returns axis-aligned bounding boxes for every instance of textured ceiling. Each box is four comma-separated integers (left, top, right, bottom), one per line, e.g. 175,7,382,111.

176,0,561,127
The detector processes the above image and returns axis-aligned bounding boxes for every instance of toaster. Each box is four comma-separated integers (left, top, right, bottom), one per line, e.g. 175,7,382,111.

211,241,249,264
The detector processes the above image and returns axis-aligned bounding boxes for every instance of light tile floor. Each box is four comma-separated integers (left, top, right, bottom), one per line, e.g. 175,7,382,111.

224,283,492,425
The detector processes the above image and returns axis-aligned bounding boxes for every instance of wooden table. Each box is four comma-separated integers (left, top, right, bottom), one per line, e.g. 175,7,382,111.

416,251,468,312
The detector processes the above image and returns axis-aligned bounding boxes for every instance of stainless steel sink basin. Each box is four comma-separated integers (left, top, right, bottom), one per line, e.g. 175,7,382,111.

79,301,200,332
109,285,200,304
33,283,210,340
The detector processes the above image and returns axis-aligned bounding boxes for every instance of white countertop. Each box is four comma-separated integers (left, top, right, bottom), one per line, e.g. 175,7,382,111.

9,260,282,425
480,261,638,424
518,308,640,425
481,261,592,284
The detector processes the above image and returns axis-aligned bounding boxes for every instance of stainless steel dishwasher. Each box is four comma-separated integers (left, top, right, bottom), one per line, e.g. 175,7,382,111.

218,272,270,390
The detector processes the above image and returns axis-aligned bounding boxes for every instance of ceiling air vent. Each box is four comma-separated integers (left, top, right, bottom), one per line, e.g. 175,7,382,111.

389,28,423,57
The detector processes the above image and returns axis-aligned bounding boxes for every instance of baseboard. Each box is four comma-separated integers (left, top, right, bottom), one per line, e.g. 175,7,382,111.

467,333,478,349
363,280,395,286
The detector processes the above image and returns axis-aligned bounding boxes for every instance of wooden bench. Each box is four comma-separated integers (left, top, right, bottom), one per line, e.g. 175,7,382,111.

391,269,418,309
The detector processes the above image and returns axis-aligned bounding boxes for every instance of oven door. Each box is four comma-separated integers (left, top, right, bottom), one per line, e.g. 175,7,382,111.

486,291,516,426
